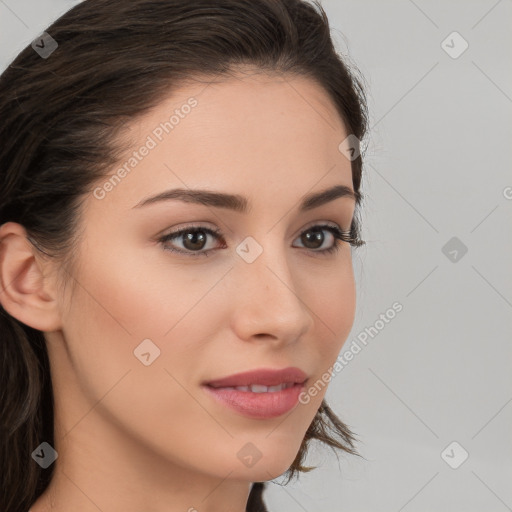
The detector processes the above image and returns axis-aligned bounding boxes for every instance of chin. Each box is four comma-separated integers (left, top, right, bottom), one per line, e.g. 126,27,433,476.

226,461,295,482
227,440,303,481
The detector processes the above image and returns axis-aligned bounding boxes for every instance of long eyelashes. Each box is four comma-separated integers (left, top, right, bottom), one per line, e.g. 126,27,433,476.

158,223,365,258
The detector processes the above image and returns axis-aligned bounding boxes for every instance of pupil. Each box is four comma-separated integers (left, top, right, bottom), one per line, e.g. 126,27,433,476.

303,229,323,249
184,231,206,250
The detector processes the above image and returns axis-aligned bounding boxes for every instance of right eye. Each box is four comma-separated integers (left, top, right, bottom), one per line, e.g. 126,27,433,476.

158,225,225,257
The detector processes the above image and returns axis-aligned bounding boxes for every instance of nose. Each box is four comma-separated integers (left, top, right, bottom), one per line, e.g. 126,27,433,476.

229,240,314,347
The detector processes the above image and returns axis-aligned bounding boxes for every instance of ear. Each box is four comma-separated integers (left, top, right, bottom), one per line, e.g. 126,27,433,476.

0,222,63,332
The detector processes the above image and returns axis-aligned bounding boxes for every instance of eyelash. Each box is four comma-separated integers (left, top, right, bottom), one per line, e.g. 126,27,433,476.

158,223,364,258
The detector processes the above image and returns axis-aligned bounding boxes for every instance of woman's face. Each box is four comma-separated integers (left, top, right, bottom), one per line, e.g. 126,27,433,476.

48,71,357,487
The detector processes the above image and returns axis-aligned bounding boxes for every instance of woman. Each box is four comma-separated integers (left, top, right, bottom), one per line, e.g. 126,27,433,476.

0,0,369,510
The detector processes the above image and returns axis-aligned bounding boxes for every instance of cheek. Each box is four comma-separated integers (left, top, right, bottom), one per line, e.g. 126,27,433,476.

69,245,201,340
308,259,356,354
297,261,356,408
58,244,233,418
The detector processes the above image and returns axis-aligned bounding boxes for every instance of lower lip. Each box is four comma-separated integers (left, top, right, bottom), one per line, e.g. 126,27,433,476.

202,383,305,419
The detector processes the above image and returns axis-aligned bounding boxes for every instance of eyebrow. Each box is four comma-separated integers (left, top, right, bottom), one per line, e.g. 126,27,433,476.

132,184,358,213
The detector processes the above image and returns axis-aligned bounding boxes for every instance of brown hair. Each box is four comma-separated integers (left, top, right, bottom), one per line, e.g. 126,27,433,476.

0,0,368,510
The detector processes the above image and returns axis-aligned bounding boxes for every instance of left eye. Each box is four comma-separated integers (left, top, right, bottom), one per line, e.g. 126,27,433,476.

158,223,355,258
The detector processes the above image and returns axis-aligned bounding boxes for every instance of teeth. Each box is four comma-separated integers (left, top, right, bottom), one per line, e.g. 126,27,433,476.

267,384,288,392
221,383,295,392
249,384,268,393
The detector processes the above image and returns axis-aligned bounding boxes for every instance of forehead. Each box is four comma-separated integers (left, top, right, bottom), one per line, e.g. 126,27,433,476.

88,71,353,218
131,70,347,148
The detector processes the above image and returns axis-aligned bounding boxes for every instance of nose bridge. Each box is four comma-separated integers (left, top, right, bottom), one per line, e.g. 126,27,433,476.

237,229,294,294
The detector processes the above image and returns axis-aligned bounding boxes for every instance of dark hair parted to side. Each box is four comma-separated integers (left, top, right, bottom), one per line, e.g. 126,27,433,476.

0,0,368,510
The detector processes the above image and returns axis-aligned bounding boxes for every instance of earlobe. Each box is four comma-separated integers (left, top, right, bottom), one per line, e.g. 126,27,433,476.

0,222,62,332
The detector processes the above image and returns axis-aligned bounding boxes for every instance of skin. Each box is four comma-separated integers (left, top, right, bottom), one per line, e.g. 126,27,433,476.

0,70,357,512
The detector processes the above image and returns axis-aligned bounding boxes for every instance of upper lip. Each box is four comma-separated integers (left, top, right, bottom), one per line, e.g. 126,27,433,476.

203,367,308,388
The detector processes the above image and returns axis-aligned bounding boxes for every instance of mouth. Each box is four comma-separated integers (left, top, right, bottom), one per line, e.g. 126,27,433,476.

201,367,308,419
203,366,308,389
206,382,299,393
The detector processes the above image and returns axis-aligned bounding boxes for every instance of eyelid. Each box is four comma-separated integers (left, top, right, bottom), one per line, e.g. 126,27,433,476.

299,219,343,232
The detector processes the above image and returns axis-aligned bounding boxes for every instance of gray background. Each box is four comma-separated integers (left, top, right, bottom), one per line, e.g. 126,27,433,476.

1,1,511,511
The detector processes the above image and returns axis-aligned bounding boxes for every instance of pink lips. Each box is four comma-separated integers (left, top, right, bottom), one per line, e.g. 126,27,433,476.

204,367,308,388
202,367,308,419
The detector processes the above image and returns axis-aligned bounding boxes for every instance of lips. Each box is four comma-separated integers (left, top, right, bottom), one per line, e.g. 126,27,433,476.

203,366,308,389
202,367,308,419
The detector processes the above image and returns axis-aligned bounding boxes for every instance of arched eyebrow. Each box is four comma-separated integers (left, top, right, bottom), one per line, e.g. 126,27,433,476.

132,184,357,213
